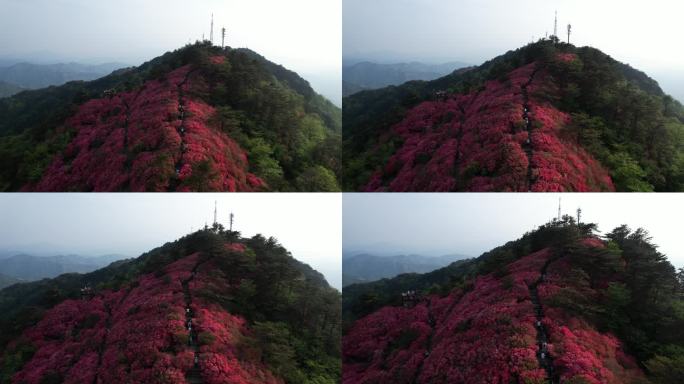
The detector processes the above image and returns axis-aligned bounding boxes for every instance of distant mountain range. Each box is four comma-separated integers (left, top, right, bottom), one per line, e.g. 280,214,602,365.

0,62,128,94
343,252,469,286
0,273,22,290
0,81,24,98
342,61,470,96
0,253,128,282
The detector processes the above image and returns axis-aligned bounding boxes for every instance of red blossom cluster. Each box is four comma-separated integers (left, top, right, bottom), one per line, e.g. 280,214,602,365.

362,62,614,192
536,240,643,383
25,63,264,192
225,243,247,252
11,249,280,384
343,243,643,383
556,53,579,63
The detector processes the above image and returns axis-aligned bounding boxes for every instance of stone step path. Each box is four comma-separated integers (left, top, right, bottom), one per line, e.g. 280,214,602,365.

521,67,540,191
411,297,436,384
528,259,559,383
169,69,196,191
182,266,204,383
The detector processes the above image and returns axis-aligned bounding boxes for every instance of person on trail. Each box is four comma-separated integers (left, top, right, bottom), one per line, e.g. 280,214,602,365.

537,320,542,327
194,355,199,365
541,352,546,359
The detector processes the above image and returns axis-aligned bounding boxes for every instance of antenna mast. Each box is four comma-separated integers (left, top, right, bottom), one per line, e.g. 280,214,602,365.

229,212,234,231
221,27,226,48
557,197,562,221
210,13,214,44
567,24,572,44
213,200,217,225
577,207,582,225
554,10,558,38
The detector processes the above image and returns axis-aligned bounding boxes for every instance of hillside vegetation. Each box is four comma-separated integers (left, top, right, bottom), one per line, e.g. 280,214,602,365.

343,40,684,191
343,218,684,383
0,42,341,191
0,227,341,384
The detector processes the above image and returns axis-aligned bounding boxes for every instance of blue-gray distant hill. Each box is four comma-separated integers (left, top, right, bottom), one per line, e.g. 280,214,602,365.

0,81,24,98
343,252,469,287
0,273,21,290
0,62,128,94
342,61,470,96
0,253,128,281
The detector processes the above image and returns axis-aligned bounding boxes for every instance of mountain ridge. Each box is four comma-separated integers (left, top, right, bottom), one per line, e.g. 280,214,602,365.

343,40,684,192
0,42,341,192
343,252,469,287
342,218,684,383
0,227,341,384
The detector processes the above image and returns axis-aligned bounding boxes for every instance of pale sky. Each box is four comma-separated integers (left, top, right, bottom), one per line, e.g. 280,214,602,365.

0,0,342,105
344,193,684,270
344,0,684,101
0,193,342,290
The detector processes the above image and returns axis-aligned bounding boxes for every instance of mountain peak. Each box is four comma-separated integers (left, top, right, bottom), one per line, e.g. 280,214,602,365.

343,40,684,192
0,228,341,384
0,42,342,192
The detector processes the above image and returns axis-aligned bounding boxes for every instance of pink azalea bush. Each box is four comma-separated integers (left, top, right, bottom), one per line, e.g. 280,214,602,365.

343,243,644,383
11,248,280,384
362,62,614,192
26,63,264,192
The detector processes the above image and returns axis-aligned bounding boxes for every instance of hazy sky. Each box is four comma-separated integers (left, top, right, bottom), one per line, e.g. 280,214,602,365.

344,0,684,101
0,0,341,104
0,193,342,290
344,193,684,270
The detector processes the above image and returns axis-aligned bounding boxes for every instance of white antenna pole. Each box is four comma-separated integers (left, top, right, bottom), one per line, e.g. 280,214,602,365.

554,10,558,37
577,207,582,225
210,13,214,44
558,197,562,221
213,200,217,225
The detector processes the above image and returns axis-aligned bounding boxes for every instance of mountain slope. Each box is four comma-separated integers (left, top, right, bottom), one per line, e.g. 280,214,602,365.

0,62,126,89
343,219,684,383
343,40,684,191
0,254,126,281
342,253,468,287
0,274,21,290
342,61,469,96
0,42,341,191
0,228,341,384
0,82,23,98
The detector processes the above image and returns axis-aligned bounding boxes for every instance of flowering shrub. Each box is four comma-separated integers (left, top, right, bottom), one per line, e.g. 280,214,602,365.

343,243,644,383
362,62,614,192
556,53,578,63
26,64,264,192
11,249,280,384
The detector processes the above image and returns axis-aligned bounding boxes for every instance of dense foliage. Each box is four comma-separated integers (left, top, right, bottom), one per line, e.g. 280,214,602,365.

343,218,684,383
0,228,341,384
0,42,341,191
343,39,684,191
